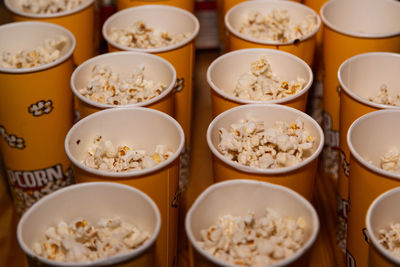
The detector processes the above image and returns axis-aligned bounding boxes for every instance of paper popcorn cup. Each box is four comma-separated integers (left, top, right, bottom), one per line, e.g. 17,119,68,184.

65,107,185,267
207,48,313,117
206,104,324,201
366,187,400,267
115,0,195,13
71,51,177,119
346,110,400,267
102,5,200,149
185,179,320,266
225,0,321,66
17,182,161,267
5,0,95,65
0,21,76,216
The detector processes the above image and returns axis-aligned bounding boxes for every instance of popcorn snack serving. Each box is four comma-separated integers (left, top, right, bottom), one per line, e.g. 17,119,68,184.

377,223,400,258
369,84,400,106
16,0,85,14
380,147,400,174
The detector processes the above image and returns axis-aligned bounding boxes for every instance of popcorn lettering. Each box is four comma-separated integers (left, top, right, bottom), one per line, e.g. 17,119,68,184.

233,56,305,101
380,147,400,174
78,65,167,105
378,223,400,258
109,21,190,49
218,118,315,169
17,0,85,14
368,84,400,106
238,9,317,42
32,217,150,262
198,209,306,266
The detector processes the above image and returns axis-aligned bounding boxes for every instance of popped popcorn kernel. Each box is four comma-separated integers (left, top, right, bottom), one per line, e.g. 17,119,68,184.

378,223,400,258
17,0,85,14
368,84,400,106
380,147,400,174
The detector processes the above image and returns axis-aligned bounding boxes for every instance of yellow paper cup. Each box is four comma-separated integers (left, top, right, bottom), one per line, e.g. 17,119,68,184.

5,0,95,65
115,0,195,13
64,107,184,267
103,5,200,148
206,104,324,201
0,21,76,216
17,182,161,267
225,0,321,66
346,109,400,267
366,187,400,267
71,51,177,119
185,179,320,267
207,48,313,118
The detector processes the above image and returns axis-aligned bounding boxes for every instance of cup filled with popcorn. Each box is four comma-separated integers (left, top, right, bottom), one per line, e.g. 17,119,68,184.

207,48,313,117
346,109,400,267
224,0,321,66
64,107,184,267
71,51,177,119
102,5,200,149
5,0,96,65
115,0,195,13
17,182,161,266
185,179,319,267
207,104,324,201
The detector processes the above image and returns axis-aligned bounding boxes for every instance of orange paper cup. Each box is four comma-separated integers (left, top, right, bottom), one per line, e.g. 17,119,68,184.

0,21,76,216
102,5,200,149
346,109,400,267
366,187,400,267
206,104,324,201
185,179,320,267
64,107,184,267
5,0,96,65
115,0,195,13
17,182,161,267
71,51,177,119
225,0,321,66
207,48,313,118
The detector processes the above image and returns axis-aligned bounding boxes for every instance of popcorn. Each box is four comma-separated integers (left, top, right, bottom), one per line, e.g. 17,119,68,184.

238,9,317,42
78,65,167,105
82,136,173,172
380,147,400,174
32,217,150,263
368,84,400,106
233,56,306,101
17,0,85,14
218,118,315,169
0,36,67,69
109,21,191,49
378,223,400,258
198,209,306,266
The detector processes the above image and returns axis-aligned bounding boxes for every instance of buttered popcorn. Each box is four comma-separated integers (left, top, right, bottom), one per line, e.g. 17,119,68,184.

109,21,190,49
32,217,150,262
368,84,400,106
78,65,167,105
198,209,306,266
0,36,67,69
238,9,317,42
234,56,305,101
378,223,400,258
83,136,173,172
380,147,400,174
17,0,84,14
218,118,314,169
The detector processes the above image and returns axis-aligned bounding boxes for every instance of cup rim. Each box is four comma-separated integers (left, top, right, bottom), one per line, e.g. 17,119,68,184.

338,52,400,110
64,107,185,178
4,0,95,19
207,48,313,105
102,4,200,53
17,182,162,266
347,109,400,180
206,103,324,175
70,51,177,109
0,21,76,74
185,179,320,267
366,187,400,265
320,0,400,39
224,0,321,46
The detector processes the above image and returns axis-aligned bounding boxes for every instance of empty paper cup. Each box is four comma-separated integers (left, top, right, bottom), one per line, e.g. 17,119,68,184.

185,179,320,266
71,51,177,119
207,48,313,117
0,21,76,215
225,0,321,66
5,0,96,65
103,5,200,148
65,107,184,267
207,104,324,200
115,0,195,13
346,109,400,267
17,182,161,267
